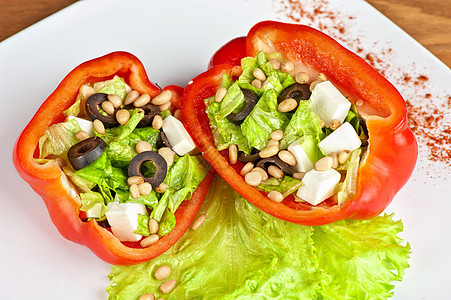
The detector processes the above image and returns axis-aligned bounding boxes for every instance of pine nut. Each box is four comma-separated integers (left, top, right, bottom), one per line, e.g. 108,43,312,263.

93,119,105,135
139,294,155,300
271,130,284,141
338,150,351,164
252,167,268,181
152,115,163,130
116,109,130,125
160,280,176,294
278,150,297,166
130,184,140,199
136,140,153,153
330,119,341,130
253,68,266,81
309,80,320,91
155,183,168,194
159,101,172,111
108,94,122,108
138,182,152,195
268,190,284,203
133,94,151,107
101,100,115,115
259,145,279,158
152,90,172,105
158,147,175,167
244,171,262,186
240,162,254,176
148,218,159,235
317,73,327,82
215,87,227,103
79,84,95,99
281,61,295,72
140,234,159,247
356,99,364,107
315,156,334,171
191,214,206,230
268,165,284,179
293,172,306,180
75,130,90,141
154,265,171,281
127,175,144,186
270,58,281,70
330,152,339,169
124,90,139,105
229,144,238,164
278,98,298,112
267,139,279,148
295,72,309,84
173,109,181,121
251,79,263,89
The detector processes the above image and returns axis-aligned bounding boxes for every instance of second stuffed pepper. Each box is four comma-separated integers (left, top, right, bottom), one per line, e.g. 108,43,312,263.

181,21,417,226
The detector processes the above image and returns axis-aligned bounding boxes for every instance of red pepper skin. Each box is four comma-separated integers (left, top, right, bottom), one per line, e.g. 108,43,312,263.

13,52,213,265
208,36,246,69
182,21,417,226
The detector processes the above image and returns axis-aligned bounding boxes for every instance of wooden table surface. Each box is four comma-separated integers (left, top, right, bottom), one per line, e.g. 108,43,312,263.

0,0,450,67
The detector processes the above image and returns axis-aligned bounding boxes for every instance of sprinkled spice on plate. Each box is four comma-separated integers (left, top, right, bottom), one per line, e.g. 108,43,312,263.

275,0,451,174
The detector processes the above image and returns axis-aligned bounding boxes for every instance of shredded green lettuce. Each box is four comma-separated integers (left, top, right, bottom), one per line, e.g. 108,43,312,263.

38,118,81,158
241,89,289,150
107,178,410,300
79,191,107,219
93,76,128,100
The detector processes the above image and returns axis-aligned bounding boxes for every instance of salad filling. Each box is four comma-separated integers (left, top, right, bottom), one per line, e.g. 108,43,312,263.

37,75,208,246
205,51,368,207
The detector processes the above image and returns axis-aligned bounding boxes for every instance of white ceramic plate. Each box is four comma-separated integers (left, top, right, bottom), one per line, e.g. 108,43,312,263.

1,0,450,299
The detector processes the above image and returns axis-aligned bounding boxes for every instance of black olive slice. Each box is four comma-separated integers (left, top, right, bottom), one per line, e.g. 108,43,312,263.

238,151,260,163
67,137,107,170
160,132,173,149
226,88,258,125
125,103,160,128
277,83,311,104
128,151,168,188
85,93,119,128
256,156,293,176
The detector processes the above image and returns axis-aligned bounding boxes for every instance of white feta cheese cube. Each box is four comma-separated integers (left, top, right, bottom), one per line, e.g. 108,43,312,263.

296,169,341,205
310,81,351,126
288,138,314,173
318,122,361,155
68,116,94,136
162,115,196,156
105,202,147,242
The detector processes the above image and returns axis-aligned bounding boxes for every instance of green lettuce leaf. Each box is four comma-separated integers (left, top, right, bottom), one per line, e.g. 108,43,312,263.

257,175,302,195
38,118,81,158
280,100,324,149
107,179,410,300
241,89,289,150
93,76,128,100
107,178,322,299
136,214,151,236
313,216,410,300
206,97,251,154
79,191,106,218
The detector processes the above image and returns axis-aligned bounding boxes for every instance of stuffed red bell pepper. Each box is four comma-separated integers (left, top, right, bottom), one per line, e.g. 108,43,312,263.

13,51,213,265
181,21,417,226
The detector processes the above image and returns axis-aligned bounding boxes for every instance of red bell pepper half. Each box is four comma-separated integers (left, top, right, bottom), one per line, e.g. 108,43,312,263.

13,52,213,265
181,21,417,226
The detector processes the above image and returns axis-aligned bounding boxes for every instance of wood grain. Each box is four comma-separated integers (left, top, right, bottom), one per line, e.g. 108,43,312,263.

366,0,451,68
0,0,450,67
